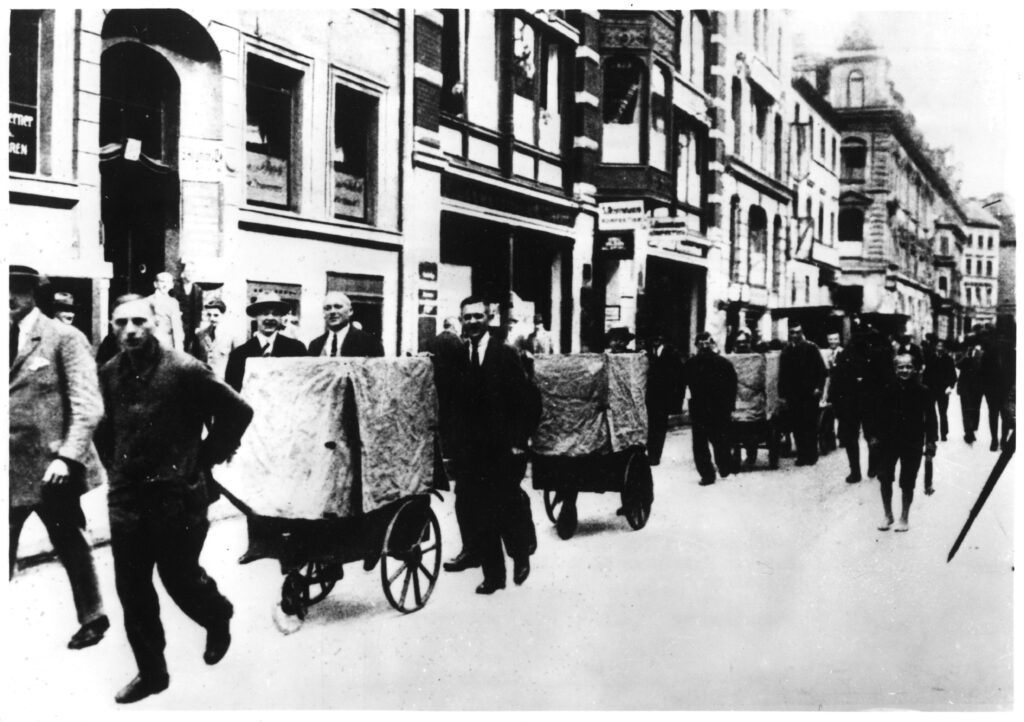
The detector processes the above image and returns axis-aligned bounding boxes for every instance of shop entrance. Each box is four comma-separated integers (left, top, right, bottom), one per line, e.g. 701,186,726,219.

641,256,705,355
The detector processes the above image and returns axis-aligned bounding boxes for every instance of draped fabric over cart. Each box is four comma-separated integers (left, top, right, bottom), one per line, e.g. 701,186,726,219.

215,357,437,520
530,353,648,457
726,352,781,422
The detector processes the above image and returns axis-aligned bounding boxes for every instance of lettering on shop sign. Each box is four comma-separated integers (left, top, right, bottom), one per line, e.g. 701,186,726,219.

9,103,36,174
596,231,634,259
246,151,288,205
179,138,224,181
334,169,366,219
604,305,621,322
598,200,646,230
418,289,438,301
441,175,576,227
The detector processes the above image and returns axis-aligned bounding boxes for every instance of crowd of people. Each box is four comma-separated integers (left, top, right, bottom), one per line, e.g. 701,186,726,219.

9,258,1015,704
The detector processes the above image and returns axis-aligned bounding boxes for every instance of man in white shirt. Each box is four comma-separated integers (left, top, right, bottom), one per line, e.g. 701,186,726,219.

146,272,185,351
224,292,307,391
307,291,384,358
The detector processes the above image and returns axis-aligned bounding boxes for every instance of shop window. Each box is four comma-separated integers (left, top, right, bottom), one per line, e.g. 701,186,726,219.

675,113,703,208
650,66,669,171
333,83,378,222
838,208,864,241
987,260,993,276
9,10,52,175
847,70,865,107
327,272,385,341
511,17,563,153
603,56,645,164
440,10,466,116
840,138,867,181
246,54,303,209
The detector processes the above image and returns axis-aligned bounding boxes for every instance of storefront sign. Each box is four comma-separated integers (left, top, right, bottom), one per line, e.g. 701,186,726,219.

179,137,224,181
418,289,437,301
604,305,621,322
648,220,709,259
598,200,645,230
596,231,634,259
418,262,438,282
9,103,36,174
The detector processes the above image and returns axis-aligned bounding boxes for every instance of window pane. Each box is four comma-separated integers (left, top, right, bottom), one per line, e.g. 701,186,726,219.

334,84,376,221
512,19,535,100
9,10,40,174
246,55,300,208
650,68,668,170
602,56,643,163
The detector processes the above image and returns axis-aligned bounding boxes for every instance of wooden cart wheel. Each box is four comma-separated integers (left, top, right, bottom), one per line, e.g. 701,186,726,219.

621,451,653,531
280,571,308,620
303,561,338,605
543,489,564,524
380,500,442,614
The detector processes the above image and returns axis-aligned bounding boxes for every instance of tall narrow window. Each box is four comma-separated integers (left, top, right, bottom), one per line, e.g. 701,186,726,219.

748,206,768,287
773,113,783,179
966,258,972,275
650,66,669,171
731,77,743,155
9,10,42,174
602,56,644,163
440,10,465,115
333,84,377,222
840,138,867,181
753,10,761,52
819,127,825,158
817,205,824,242
987,260,993,276
246,54,302,209
729,195,741,281
848,70,865,107
690,14,705,91
838,209,864,242
831,137,837,171
772,215,784,292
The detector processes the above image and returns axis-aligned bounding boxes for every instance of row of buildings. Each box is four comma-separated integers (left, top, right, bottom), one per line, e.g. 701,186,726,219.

8,9,1013,354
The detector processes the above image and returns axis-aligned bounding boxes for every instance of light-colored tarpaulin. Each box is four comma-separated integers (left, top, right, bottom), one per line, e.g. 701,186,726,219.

726,352,782,422
216,357,436,520
531,353,648,457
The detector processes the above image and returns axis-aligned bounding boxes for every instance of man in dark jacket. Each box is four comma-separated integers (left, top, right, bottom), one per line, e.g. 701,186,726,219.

977,326,1011,451
867,353,938,533
224,292,307,392
683,332,737,486
170,259,204,357
96,294,254,704
829,329,871,483
447,296,541,594
957,332,984,444
921,339,957,442
307,291,385,358
645,329,684,466
778,322,827,466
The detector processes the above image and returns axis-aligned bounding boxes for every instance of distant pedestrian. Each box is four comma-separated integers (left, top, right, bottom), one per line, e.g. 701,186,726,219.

606,326,635,353
53,291,77,326
525,314,555,355
921,339,957,442
95,294,254,703
194,299,238,379
977,326,1011,451
9,265,109,652
682,332,737,486
830,329,870,483
146,271,185,351
957,334,984,444
778,323,827,466
170,259,204,357
867,353,937,532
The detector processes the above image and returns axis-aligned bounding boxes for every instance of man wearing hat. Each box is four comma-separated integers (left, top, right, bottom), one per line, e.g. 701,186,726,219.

194,298,238,379
53,291,77,327
9,265,110,650
224,291,306,392
606,326,635,353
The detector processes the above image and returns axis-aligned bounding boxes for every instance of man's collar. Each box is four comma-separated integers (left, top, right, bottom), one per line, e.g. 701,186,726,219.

257,331,278,346
119,336,162,378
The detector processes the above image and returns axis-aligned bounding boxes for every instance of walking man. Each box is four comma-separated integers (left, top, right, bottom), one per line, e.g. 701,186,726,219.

447,296,540,593
921,339,957,442
146,271,185,352
645,329,683,466
9,265,109,650
224,292,307,392
307,291,384,357
682,332,737,486
778,322,827,466
867,353,938,532
96,294,254,703
830,329,871,483
957,332,984,444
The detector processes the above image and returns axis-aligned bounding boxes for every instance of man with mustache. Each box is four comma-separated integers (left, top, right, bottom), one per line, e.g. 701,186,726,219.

224,292,307,392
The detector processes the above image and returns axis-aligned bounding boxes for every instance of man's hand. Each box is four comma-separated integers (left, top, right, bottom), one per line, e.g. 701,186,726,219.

511,447,527,456
42,458,70,486
925,443,936,458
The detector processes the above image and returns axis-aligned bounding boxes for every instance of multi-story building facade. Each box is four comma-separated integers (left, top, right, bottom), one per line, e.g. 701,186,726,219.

961,199,1001,329
984,192,1016,335
932,213,966,341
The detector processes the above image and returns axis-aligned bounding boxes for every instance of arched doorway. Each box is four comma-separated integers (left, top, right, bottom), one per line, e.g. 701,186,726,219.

100,43,180,298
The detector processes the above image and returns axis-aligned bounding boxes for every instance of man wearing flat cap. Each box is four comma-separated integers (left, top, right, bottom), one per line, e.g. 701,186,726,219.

194,298,238,379
9,265,110,651
224,291,306,392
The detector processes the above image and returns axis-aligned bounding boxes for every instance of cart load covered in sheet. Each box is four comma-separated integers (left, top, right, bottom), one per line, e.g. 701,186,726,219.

725,352,781,422
215,357,437,520
530,352,649,457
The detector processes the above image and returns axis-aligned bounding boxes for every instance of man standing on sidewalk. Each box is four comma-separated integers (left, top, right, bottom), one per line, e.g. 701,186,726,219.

867,353,938,533
9,265,109,651
778,323,827,466
682,332,737,486
921,339,957,442
96,294,254,703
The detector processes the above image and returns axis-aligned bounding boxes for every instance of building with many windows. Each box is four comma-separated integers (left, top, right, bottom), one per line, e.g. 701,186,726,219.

960,199,1001,329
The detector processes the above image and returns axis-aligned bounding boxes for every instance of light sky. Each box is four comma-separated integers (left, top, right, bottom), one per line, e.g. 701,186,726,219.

789,8,1018,202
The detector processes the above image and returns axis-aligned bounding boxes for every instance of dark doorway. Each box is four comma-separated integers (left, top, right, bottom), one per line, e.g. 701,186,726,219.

641,256,705,356
100,43,180,300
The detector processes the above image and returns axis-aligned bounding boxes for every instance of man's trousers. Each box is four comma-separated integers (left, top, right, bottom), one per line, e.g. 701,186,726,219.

691,416,731,482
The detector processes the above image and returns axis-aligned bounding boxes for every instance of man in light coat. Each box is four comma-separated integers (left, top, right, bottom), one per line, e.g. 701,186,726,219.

9,265,109,650
146,271,185,351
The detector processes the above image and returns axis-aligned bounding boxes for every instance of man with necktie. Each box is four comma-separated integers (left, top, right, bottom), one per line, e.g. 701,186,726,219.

224,292,307,392
307,291,384,358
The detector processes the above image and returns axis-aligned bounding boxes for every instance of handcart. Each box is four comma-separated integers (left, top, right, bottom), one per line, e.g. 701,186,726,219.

725,352,781,471
215,357,443,630
530,353,653,539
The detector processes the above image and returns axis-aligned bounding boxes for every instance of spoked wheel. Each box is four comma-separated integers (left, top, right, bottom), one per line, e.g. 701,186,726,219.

621,451,653,531
380,500,442,614
303,561,339,605
280,571,308,620
543,489,564,524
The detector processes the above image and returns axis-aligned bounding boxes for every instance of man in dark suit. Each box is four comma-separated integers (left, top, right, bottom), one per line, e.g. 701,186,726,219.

170,259,204,357
921,339,957,442
866,353,938,532
224,292,307,392
9,265,109,650
830,328,871,483
447,296,541,594
683,332,738,486
96,294,254,703
645,328,683,466
307,291,384,358
778,322,827,466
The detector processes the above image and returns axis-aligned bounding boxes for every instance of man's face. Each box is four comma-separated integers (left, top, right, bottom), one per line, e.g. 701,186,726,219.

112,299,155,350
9,279,36,324
827,333,840,350
935,341,946,356
256,309,283,335
154,274,173,294
894,355,915,382
181,262,196,284
788,326,805,344
696,337,715,354
460,302,488,340
206,308,222,328
56,311,76,325
323,293,352,331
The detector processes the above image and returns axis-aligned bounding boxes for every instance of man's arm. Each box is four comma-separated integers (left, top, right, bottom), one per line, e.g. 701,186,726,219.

170,302,185,351
194,361,255,466
56,328,105,467
224,346,246,393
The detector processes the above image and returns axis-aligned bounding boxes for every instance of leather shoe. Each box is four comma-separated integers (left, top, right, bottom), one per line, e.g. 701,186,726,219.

68,615,109,650
513,558,530,586
698,478,715,486
203,617,231,665
115,674,169,704
443,551,481,573
475,579,505,595
845,473,862,484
